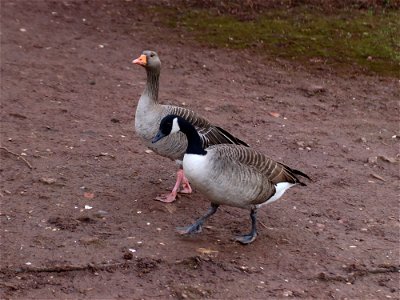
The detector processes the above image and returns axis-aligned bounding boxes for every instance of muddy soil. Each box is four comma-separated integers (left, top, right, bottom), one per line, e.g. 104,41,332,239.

1,1,399,299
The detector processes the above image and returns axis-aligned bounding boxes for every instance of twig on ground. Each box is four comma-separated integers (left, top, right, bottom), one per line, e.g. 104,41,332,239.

3,262,132,274
0,146,33,169
346,264,400,276
0,281,18,290
317,264,400,283
259,220,269,229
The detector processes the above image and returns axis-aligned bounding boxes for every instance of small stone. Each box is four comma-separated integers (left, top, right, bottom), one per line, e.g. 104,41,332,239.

269,112,280,118
39,177,57,185
359,137,367,143
378,155,398,164
79,236,99,245
299,84,326,97
93,210,108,218
296,141,305,147
123,252,133,260
283,290,293,297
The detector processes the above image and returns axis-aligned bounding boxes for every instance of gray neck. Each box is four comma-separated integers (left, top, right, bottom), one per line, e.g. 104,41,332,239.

143,68,160,103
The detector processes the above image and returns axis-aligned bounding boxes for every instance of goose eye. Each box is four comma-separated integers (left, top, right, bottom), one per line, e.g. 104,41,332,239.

150,53,155,58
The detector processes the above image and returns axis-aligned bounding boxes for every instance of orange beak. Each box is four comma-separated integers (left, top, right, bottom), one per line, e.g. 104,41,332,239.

132,54,147,66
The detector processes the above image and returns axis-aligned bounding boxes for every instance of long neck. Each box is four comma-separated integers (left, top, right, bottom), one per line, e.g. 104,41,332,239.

143,68,160,102
180,120,207,155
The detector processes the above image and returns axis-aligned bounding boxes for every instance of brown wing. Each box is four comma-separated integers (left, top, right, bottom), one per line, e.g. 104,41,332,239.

165,105,249,148
210,144,309,186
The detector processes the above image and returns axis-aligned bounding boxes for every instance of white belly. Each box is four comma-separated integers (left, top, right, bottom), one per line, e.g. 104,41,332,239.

183,153,256,208
183,153,296,208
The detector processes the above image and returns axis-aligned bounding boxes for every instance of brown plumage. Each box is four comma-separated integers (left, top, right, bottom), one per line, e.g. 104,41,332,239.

133,50,248,202
152,115,310,244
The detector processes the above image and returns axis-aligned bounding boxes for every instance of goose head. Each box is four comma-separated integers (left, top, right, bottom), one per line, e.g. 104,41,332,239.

152,115,181,143
132,50,161,72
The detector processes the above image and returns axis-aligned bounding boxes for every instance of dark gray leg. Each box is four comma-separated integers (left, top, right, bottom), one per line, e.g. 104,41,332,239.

176,203,219,235
234,207,258,244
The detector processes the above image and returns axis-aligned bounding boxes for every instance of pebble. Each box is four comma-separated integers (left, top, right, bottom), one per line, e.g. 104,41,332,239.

79,236,99,245
283,290,293,297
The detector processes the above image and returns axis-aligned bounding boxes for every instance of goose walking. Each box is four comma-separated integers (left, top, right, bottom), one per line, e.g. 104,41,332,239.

152,115,310,244
133,50,248,203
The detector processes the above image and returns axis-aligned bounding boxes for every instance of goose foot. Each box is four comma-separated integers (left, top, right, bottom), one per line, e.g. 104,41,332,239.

154,169,185,203
154,192,177,203
234,207,258,245
179,173,192,194
176,223,202,235
177,203,219,235
234,233,257,245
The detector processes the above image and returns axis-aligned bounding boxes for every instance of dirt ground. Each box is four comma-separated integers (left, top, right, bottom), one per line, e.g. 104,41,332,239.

1,1,399,299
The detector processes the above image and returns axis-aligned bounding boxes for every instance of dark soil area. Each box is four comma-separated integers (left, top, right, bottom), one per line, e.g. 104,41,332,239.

1,1,399,299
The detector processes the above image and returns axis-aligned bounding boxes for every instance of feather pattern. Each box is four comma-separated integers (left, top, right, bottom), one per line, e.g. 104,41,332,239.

153,114,310,243
168,105,248,148
183,144,309,208
134,51,248,163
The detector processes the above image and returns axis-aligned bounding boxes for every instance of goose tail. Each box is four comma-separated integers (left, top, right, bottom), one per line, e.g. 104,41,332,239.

291,168,311,186
279,163,311,186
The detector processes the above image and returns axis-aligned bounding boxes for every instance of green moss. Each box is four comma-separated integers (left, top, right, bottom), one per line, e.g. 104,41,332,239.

153,6,400,77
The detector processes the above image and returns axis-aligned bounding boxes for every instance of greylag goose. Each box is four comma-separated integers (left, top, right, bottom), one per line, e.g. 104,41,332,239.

152,115,310,244
133,50,248,203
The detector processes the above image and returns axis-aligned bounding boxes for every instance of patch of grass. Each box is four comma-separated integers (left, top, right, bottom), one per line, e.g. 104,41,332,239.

154,6,400,77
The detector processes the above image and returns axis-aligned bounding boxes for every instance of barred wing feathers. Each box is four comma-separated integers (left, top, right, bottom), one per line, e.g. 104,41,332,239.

166,105,249,148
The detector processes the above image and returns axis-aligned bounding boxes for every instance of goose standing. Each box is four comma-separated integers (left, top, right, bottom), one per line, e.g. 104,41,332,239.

152,115,310,244
132,50,248,202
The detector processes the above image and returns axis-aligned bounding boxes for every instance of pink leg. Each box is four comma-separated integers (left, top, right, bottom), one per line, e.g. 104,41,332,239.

154,169,184,203
179,171,192,194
